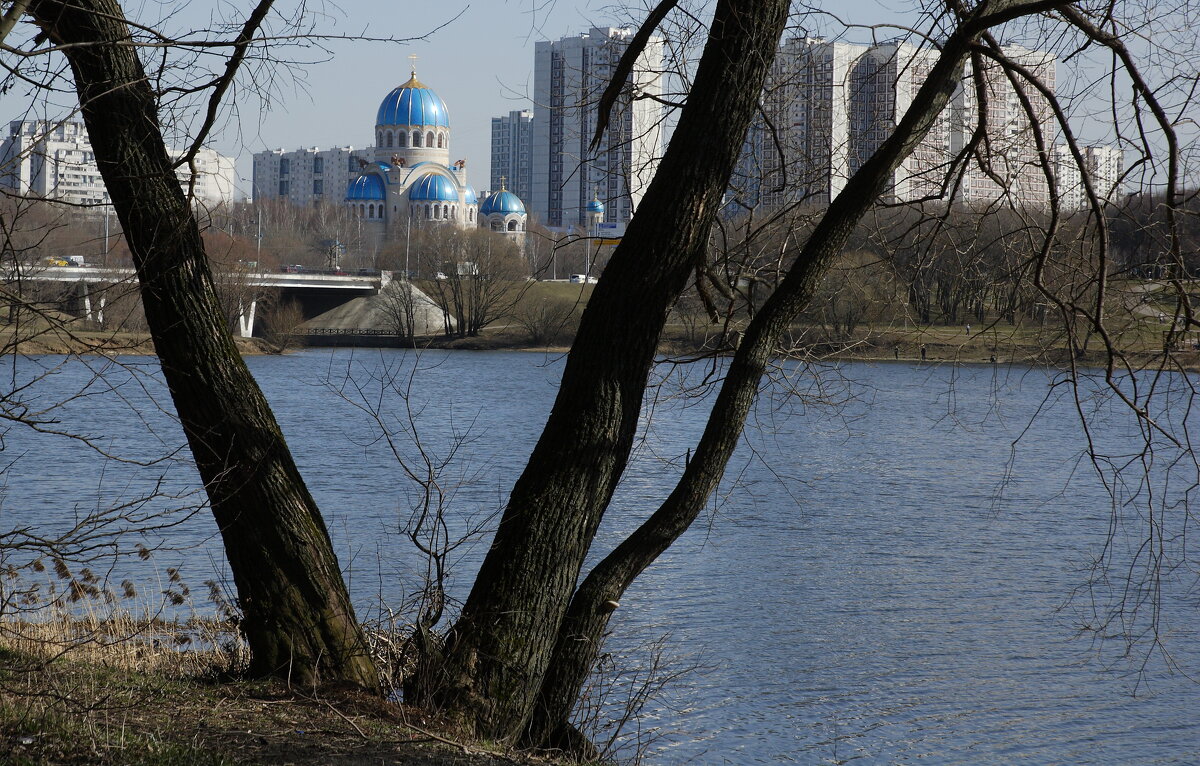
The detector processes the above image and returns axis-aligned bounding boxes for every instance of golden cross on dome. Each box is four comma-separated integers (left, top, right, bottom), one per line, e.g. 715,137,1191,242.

408,53,418,76
499,175,507,191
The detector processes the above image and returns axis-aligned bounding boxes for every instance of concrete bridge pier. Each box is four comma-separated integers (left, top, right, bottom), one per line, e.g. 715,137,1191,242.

237,297,258,338
81,289,106,325
75,280,106,326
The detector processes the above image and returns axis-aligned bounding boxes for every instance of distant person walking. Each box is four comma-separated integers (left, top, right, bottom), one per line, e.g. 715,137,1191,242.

965,323,971,335
920,344,927,361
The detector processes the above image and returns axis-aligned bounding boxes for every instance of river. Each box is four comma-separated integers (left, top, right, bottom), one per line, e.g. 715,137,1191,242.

1,349,1197,764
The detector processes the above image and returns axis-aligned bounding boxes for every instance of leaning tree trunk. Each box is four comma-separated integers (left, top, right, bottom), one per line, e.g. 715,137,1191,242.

526,5,1010,744
27,0,378,690
422,0,792,741
422,0,1059,748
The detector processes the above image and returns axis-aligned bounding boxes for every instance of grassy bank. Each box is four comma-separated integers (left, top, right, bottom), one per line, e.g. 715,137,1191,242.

4,277,1194,372
0,631,551,766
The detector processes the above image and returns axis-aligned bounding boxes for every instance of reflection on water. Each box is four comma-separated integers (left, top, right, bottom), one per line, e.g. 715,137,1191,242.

1,349,1197,764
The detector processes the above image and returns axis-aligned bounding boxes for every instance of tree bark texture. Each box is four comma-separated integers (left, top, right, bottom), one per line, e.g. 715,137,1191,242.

525,0,1070,746
26,0,378,690
428,0,792,741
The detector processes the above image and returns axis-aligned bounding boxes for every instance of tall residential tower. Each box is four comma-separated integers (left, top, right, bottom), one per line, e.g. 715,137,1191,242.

531,27,663,230
490,110,533,207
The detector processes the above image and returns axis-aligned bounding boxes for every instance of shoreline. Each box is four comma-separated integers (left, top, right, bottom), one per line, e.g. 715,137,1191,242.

4,327,1195,372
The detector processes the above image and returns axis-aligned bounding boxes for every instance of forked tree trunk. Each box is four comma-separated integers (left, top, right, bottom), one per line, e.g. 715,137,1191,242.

527,8,1008,744
27,0,378,690
424,0,792,740
423,0,1058,749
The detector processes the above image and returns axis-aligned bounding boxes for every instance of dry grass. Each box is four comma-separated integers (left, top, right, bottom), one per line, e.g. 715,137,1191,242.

0,564,561,765
0,615,557,766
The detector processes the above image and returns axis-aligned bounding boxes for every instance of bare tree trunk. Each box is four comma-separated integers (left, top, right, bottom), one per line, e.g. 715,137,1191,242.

527,7,999,744
424,0,1062,748
27,0,378,690
424,0,792,740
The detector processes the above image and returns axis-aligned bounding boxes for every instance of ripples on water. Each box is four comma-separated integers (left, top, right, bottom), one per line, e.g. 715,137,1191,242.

1,350,1197,764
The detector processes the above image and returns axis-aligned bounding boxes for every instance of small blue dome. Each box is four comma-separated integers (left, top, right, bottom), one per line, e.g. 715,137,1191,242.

377,73,450,128
463,185,478,205
346,173,385,201
481,190,525,216
586,197,605,214
408,173,459,202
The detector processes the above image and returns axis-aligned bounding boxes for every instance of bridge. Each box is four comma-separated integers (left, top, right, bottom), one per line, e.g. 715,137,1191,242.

14,266,393,337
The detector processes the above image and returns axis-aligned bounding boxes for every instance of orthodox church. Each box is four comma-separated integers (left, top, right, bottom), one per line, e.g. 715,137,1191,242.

344,67,526,240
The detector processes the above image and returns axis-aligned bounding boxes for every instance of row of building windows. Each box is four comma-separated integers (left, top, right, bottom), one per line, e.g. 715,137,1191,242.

377,130,447,150
349,202,482,223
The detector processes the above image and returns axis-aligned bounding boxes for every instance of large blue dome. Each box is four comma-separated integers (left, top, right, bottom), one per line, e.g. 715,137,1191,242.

586,197,605,215
462,185,478,205
480,190,525,216
346,173,385,201
377,73,450,127
408,173,459,202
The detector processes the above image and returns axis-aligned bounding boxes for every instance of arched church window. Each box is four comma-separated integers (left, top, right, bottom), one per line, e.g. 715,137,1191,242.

426,131,434,147
398,132,407,148
413,131,422,148
359,204,365,217
442,204,449,219
507,220,517,231
437,133,445,149
386,131,394,148
368,204,374,218
491,220,502,232
425,204,431,219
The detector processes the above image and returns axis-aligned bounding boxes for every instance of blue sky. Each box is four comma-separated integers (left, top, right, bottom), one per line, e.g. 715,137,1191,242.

227,0,916,194
2,0,1052,196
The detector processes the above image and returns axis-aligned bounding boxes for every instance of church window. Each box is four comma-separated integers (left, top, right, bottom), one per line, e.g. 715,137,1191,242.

507,220,517,231
398,132,406,148
413,131,422,147
491,220,502,232
425,204,431,219
426,131,435,147
442,204,449,219
386,131,394,148
437,132,445,149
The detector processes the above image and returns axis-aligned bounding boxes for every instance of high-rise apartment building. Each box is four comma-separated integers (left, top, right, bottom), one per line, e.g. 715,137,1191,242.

731,38,1089,212
850,41,949,202
733,38,868,209
252,146,370,205
532,27,663,229
490,110,533,205
951,44,1058,208
0,119,235,208
1053,144,1124,210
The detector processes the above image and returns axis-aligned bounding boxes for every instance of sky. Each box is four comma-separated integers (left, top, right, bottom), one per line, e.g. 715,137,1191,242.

1,0,1056,198
225,0,914,194
0,0,927,195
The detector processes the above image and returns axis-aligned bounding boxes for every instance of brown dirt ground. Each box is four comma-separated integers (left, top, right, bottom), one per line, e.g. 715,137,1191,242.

0,653,560,766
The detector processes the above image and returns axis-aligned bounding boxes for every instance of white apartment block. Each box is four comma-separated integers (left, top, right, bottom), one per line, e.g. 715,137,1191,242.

731,38,1105,212
733,38,868,209
0,119,235,209
252,146,370,206
951,45,1059,208
850,41,949,202
532,26,663,229
781,38,867,205
490,110,533,208
1053,144,1124,210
